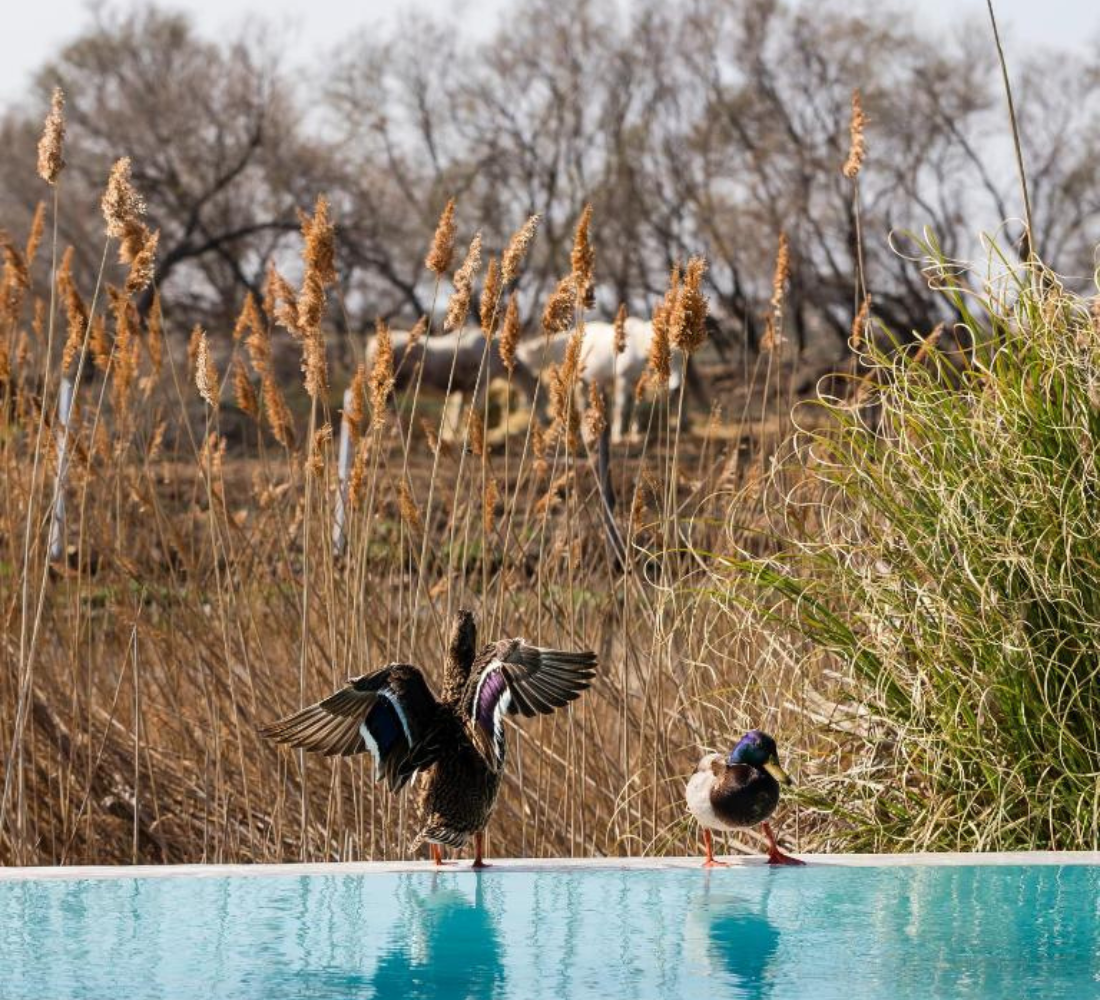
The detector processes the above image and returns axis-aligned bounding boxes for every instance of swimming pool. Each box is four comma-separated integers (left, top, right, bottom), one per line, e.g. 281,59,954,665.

2,857,1098,999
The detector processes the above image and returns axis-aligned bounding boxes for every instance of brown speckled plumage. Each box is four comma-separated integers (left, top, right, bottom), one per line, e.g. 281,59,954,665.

259,610,596,857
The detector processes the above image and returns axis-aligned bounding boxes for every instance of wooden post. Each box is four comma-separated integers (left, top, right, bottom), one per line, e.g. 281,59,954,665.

48,376,74,563
332,388,353,558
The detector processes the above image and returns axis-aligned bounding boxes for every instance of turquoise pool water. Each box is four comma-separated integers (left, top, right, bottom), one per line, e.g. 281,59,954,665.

2,864,1099,999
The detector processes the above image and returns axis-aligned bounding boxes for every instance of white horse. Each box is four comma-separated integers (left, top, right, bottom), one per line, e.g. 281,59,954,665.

516,318,684,442
364,326,541,435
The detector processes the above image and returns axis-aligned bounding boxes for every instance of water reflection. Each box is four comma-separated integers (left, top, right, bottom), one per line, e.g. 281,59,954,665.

683,875,780,999
370,875,505,1000
5,864,1100,999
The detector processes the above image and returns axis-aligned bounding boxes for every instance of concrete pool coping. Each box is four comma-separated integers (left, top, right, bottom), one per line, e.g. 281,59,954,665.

3,851,1100,882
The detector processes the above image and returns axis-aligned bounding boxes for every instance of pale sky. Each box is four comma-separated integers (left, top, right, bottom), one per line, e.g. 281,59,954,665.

2,0,1097,104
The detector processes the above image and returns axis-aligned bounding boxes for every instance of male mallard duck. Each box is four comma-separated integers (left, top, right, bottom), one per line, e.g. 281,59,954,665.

685,730,804,867
259,610,596,867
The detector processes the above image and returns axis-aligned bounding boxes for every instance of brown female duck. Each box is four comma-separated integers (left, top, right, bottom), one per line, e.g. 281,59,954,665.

259,610,596,867
685,730,804,867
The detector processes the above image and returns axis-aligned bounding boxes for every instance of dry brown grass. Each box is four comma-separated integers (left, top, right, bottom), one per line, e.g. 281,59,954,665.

0,133,823,868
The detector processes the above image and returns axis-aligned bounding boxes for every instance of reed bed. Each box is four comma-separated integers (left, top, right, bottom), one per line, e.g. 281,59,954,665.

6,82,1096,867
0,109,809,866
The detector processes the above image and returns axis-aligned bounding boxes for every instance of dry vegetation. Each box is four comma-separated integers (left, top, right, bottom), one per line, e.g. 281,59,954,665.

5,20,1099,866
0,90,836,865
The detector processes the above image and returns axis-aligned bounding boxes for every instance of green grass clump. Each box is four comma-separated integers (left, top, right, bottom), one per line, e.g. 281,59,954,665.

740,237,1100,851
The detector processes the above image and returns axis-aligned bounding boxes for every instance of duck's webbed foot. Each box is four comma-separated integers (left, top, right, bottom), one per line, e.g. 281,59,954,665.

762,822,806,866
471,831,491,869
701,828,729,868
430,844,455,867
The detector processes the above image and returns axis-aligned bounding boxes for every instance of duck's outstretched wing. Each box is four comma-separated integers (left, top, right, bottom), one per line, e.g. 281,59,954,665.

465,639,596,756
258,663,440,791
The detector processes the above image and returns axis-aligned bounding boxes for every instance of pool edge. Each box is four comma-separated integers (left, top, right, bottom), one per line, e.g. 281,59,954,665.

3,851,1100,882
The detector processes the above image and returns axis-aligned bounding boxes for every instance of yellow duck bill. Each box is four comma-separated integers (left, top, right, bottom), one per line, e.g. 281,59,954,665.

764,757,793,786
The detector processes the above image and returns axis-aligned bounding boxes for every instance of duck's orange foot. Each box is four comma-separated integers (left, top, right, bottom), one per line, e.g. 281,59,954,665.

761,823,805,866
702,858,731,868
766,850,806,866
430,845,454,867
470,832,490,870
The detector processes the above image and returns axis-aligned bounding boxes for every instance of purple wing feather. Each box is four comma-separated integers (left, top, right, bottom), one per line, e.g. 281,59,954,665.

475,669,510,734
467,640,596,742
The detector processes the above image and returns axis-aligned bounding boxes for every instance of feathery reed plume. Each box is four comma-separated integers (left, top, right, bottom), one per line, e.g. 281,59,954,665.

499,295,520,373
842,88,867,180
194,329,218,407
262,263,282,323
187,323,203,373
532,421,549,481
483,476,500,535
347,435,371,507
306,422,332,477
420,416,440,456
101,158,146,247
147,420,166,463
145,291,163,376
671,255,708,356
32,297,45,340
199,432,227,494
25,202,46,265
771,232,790,318
297,196,335,399
109,286,139,412
124,228,158,296
467,406,486,457
570,205,595,307
89,313,110,373
297,196,337,328
233,358,259,419
407,315,428,347
1,236,30,315
36,88,66,185
501,214,540,285
245,309,272,378
762,233,790,353
583,381,608,448
760,315,778,354
481,256,501,335
851,293,872,350
262,375,294,448
232,292,263,343
913,322,945,365
92,417,111,462
614,303,627,355
561,326,584,389
550,329,584,450
398,479,423,532
444,232,482,332
542,274,577,334
58,247,87,373
425,197,457,276
345,362,367,437
647,269,676,386
368,318,394,426
536,471,573,516
266,266,299,334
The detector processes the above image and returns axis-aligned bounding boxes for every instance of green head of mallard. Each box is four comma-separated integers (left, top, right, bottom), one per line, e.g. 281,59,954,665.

727,730,792,786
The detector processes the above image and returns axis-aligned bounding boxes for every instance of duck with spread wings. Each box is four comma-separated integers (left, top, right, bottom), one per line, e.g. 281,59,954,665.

259,610,596,868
